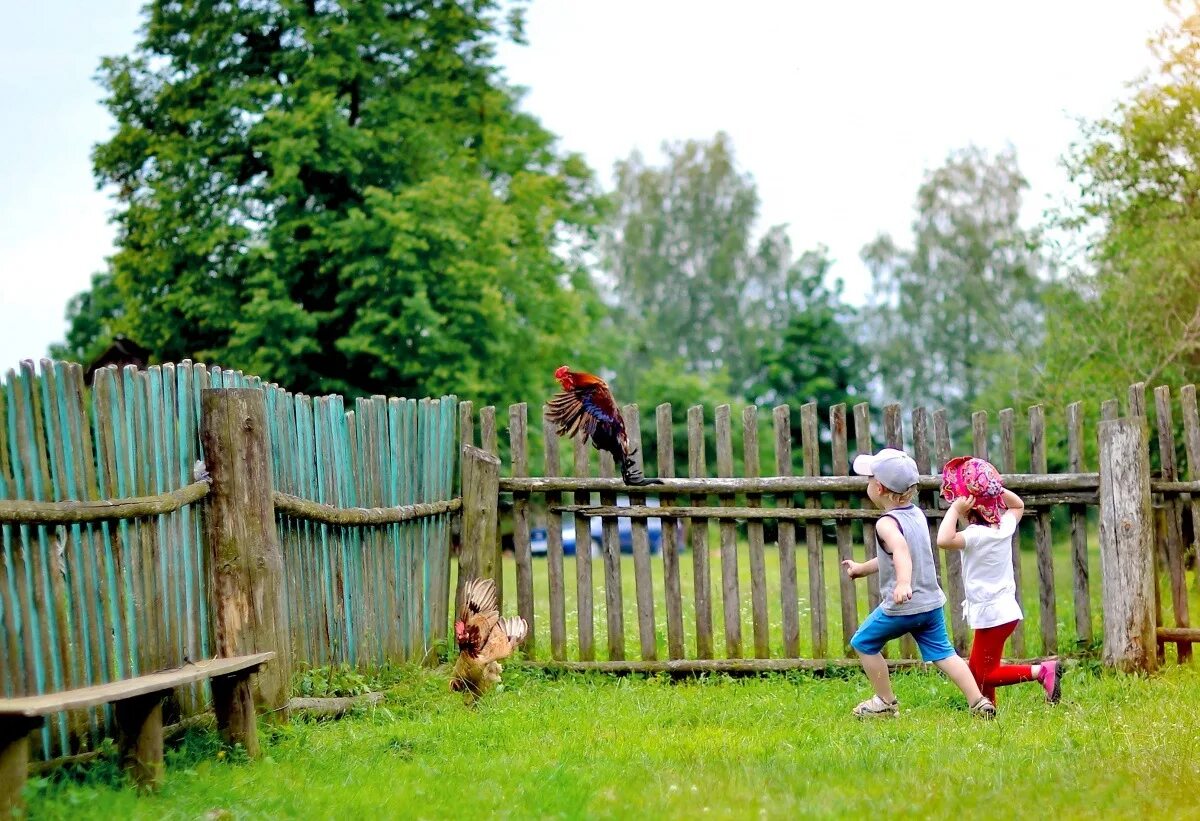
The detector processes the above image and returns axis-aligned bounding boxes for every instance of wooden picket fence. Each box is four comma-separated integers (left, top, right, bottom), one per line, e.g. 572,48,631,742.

464,382,1200,672
0,359,457,760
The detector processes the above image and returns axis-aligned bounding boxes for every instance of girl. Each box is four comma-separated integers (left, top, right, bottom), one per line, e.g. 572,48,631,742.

936,457,1062,705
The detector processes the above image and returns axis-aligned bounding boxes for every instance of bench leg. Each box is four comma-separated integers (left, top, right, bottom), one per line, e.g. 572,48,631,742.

211,673,260,758
115,693,165,791
1,717,43,815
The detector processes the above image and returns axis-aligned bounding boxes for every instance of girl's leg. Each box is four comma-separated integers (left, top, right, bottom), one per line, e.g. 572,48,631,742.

974,621,1037,702
968,623,1014,703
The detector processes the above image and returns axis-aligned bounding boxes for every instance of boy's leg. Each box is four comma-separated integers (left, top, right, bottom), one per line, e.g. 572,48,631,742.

857,650,896,703
933,655,984,704
850,607,903,707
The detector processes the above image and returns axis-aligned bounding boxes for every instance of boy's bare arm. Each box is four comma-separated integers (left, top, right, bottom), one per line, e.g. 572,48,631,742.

841,557,879,578
877,517,913,602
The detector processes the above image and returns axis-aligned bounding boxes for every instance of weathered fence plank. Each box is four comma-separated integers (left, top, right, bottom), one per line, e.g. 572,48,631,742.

509,403,535,659
1030,405,1058,655
854,403,882,611
1066,401,1093,646
773,406,801,658
715,404,742,659
1153,386,1191,662
996,409,1028,657
830,404,857,654
624,405,657,662
802,403,828,659
657,404,685,661
687,406,714,659
598,446,625,662
743,406,769,659
573,437,595,662
542,407,567,662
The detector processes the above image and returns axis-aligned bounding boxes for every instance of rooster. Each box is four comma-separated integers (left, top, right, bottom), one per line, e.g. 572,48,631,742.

450,578,527,704
546,366,663,486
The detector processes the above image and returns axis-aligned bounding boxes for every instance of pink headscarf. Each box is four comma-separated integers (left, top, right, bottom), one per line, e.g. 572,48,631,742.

940,456,1007,524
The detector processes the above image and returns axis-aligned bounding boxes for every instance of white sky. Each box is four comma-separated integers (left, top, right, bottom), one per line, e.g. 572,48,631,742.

0,1,1173,372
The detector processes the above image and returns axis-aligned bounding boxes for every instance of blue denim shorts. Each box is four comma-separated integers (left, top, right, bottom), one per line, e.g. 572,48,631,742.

850,605,955,662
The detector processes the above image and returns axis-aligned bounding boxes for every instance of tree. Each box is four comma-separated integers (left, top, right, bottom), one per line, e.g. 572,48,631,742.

860,146,1045,424
602,133,769,396
1027,1,1200,414
57,0,604,408
750,241,866,415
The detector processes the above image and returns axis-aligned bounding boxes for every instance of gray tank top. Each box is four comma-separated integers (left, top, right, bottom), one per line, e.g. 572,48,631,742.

876,504,947,616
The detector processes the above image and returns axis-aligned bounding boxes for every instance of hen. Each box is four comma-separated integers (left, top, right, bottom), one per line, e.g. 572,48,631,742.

546,365,663,486
450,578,527,704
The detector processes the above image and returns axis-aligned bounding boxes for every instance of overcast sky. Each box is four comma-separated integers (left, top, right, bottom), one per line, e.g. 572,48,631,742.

0,1,1174,372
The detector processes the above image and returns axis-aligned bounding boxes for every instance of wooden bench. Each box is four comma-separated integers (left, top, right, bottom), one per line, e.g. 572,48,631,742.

0,652,274,813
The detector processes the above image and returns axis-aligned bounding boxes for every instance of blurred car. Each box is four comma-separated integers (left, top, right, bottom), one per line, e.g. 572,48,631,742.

530,496,677,556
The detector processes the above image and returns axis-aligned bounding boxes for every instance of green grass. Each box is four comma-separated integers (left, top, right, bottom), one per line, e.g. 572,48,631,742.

483,516,1135,664
25,664,1200,819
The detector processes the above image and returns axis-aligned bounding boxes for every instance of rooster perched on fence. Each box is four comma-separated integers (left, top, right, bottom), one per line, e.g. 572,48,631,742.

450,578,527,704
546,366,663,486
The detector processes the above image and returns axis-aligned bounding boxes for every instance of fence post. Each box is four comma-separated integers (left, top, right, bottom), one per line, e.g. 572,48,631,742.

457,444,501,616
1098,418,1157,674
200,388,291,728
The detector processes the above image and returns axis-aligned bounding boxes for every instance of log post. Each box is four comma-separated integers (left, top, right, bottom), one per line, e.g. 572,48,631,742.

200,388,291,722
1098,418,1157,673
0,718,42,816
457,445,501,615
115,693,165,791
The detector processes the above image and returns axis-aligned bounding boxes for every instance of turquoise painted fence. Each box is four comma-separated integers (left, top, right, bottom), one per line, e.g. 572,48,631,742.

0,360,209,759
265,389,459,669
0,359,458,760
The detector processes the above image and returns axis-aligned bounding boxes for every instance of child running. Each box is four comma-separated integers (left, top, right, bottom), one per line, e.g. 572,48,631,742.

936,456,1062,705
842,448,997,719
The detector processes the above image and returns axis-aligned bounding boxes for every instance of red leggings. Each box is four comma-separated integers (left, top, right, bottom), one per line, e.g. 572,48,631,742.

968,620,1035,703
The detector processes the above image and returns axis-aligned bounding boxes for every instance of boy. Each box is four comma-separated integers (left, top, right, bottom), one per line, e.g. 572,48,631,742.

841,448,996,719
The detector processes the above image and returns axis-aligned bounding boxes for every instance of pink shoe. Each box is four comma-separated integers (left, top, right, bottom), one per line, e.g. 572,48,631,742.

1037,660,1062,704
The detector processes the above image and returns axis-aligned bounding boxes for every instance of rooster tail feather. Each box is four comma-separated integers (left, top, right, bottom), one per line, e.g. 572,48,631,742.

501,616,529,647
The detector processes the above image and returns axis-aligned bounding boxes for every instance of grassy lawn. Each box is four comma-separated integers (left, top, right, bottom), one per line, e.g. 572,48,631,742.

485,516,1143,665
25,664,1200,819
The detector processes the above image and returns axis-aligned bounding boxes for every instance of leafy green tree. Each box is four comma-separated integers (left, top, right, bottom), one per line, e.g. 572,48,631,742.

1026,1,1200,418
603,133,769,396
860,145,1045,426
57,0,604,407
751,242,866,413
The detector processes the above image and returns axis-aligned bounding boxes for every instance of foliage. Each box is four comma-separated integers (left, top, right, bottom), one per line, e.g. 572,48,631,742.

604,136,868,422
861,145,1046,427
603,132,762,396
750,242,867,422
57,0,605,408
1021,1,1200,418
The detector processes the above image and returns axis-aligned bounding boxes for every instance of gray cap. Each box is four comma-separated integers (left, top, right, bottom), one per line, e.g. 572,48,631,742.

852,448,919,493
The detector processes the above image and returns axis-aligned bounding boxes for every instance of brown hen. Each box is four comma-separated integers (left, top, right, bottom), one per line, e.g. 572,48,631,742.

450,578,527,703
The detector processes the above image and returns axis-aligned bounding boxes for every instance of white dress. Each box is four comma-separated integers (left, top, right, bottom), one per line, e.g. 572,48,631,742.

960,511,1024,629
